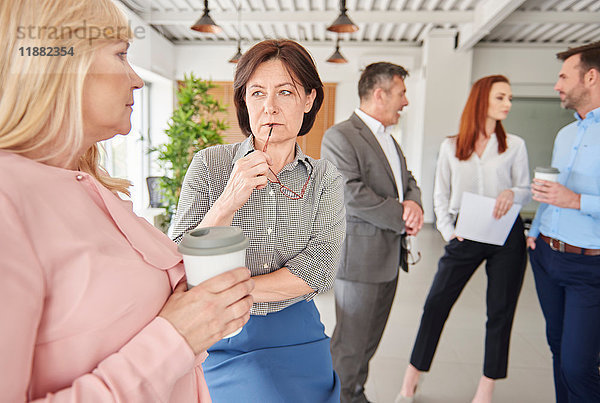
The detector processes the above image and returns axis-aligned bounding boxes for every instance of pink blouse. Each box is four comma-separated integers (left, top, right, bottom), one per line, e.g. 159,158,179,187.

0,151,211,402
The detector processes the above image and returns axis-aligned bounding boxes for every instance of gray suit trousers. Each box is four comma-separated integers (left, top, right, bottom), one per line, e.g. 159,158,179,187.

331,276,399,403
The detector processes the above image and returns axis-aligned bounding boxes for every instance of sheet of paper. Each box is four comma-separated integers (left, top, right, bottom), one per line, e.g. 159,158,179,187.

454,192,521,246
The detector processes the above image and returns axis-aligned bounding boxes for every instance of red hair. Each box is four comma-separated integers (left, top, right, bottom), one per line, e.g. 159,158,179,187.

455,75,509,160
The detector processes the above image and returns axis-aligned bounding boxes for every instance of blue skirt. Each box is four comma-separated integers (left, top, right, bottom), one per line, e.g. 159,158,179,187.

203,300,340,403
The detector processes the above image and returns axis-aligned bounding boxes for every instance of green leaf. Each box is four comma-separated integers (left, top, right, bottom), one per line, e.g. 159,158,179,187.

149,74,228,224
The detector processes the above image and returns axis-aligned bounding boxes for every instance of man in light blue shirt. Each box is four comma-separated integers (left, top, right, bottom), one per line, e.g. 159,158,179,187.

528,41,600,403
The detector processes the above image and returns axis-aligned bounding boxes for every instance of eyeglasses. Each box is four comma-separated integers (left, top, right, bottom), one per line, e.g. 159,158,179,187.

262,126,312,200
405,235,422,265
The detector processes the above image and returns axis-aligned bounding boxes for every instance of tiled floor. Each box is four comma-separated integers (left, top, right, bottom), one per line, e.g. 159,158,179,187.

314,224,555,403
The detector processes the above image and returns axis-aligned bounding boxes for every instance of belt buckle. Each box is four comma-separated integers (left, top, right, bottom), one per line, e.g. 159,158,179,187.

550,238,565,253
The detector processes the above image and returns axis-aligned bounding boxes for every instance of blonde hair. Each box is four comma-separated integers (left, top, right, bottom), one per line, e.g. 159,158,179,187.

0,0,133,195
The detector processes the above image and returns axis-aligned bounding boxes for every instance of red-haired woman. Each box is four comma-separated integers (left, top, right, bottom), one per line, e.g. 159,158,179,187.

397,75,531,403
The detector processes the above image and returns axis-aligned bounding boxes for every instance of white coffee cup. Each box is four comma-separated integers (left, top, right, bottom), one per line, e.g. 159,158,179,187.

534,167,560,182
178,226,249,338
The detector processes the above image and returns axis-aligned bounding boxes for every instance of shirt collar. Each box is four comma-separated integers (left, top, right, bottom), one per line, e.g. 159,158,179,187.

575,106,600,125
232,135,311,171
355,108,388,137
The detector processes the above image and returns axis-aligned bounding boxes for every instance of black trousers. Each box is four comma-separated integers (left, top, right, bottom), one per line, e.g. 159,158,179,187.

410,217,527,379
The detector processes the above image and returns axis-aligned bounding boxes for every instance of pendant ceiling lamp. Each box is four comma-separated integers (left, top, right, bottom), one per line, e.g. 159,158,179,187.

326,37,348,64
327,0,358,33
191,0,222,34
229,40,243,63
228,1,243,64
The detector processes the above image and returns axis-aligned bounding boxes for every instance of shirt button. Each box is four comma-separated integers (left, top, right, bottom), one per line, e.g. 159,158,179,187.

75,174,83,181
263,263,269,269
267,227,273,234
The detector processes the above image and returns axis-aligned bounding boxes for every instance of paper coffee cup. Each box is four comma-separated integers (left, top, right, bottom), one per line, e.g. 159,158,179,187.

534,167,560,182
178,226,249,338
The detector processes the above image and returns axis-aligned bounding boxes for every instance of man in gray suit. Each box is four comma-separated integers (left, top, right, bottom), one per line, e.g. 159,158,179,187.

321,62,424,403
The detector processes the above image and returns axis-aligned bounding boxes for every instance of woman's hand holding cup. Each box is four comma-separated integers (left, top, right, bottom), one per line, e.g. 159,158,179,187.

159,267,254,355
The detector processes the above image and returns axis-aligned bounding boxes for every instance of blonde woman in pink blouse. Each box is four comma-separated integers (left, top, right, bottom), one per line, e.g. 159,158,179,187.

0,1,254,402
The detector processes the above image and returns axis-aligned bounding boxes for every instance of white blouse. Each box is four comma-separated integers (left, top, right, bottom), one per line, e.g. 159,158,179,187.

434,133,531,242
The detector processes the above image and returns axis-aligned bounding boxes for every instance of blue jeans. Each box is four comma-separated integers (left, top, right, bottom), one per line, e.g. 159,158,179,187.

529,236,600,403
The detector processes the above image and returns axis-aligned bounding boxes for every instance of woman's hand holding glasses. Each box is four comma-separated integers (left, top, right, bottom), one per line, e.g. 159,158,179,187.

221,151,272,212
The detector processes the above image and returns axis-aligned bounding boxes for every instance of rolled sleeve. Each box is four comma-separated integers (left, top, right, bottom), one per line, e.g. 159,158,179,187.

285,167,346,297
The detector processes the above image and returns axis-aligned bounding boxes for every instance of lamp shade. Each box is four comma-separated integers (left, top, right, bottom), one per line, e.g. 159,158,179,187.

327,0,358,33
327,45,348,63
191,1,222,33
229,44,243,63
327,12,358,33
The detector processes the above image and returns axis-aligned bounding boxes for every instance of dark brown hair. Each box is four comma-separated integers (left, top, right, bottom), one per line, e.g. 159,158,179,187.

233,39,324,137
455,75,509,161
358,62,408,101
556,41,600,77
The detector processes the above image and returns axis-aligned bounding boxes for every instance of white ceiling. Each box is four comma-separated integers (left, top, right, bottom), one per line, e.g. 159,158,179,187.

119,0,600,50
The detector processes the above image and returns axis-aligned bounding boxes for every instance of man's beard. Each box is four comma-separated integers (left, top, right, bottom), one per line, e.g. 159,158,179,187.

560,84,589,111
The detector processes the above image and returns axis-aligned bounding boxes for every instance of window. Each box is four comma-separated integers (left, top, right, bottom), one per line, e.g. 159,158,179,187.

100,84,151,215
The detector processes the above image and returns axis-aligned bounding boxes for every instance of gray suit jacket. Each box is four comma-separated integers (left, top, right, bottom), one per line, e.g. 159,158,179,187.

321,113,423,283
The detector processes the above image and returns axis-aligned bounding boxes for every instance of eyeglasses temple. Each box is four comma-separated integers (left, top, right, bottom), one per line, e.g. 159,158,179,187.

262,125,273,152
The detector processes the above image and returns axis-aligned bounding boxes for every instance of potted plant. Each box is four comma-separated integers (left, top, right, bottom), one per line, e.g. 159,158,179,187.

150,73,227,233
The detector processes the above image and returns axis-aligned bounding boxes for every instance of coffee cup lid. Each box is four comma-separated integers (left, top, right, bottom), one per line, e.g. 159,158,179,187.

178,226,249,256
535,166,560,174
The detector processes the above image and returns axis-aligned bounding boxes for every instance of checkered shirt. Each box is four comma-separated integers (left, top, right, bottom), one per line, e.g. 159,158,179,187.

171,136,346,315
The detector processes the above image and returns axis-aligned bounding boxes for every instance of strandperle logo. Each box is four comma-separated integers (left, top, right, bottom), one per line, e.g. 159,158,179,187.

16,20,146,45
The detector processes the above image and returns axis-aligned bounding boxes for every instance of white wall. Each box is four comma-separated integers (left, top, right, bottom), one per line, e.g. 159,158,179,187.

118,4,176,80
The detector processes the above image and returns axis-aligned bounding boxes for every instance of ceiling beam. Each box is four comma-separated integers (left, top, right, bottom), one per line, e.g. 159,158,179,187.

456,0,526,51
172,38,423,48
142,10,474,25
504,11,600,25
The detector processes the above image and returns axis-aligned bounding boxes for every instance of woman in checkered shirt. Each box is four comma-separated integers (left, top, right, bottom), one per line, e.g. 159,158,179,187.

171,39,346,402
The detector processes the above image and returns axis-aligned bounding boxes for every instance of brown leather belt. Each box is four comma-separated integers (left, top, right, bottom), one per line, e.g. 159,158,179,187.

540,234,600,256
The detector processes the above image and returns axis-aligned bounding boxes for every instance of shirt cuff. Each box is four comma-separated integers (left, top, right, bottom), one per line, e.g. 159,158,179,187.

528,226,540,238
511,187,532,206
580,194,600,216
437,224,454,243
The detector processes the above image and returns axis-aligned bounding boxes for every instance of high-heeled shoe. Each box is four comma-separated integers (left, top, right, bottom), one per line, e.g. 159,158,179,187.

394,394,415,403
394,374,425,403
